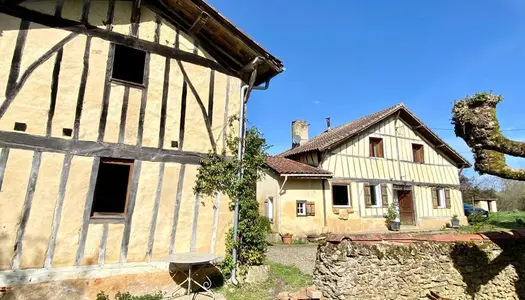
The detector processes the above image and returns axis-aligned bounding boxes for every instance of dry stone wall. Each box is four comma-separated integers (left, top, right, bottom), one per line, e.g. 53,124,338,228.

314,232,525,300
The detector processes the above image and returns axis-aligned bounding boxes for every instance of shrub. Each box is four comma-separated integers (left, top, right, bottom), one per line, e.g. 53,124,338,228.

96,291,164,300
468,212,486,224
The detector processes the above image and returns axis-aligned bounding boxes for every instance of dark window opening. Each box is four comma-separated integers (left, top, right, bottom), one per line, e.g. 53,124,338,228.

14,122,27,132
369,137,384,158
62,128,73,137
370,184,379,206
332,184,350,206
91,158,133,217
412,144,424,163
112,44,146,85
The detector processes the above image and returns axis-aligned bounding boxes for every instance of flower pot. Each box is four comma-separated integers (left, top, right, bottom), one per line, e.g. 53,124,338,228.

451,218,460,228
389,221,400,231
282,235,293,244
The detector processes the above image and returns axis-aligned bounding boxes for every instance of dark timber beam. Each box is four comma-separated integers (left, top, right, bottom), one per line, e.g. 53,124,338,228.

188,11,209,35
0,4,234,76
0,130,205,164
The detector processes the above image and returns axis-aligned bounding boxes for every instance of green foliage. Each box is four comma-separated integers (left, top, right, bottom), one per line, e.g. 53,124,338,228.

96,291,164,300
384,203,397,222
468,212,487,224
194,118,270,278
216,260,312,300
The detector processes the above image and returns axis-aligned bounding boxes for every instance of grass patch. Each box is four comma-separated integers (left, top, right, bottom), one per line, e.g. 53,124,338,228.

216,261,312,300
456,211,525,233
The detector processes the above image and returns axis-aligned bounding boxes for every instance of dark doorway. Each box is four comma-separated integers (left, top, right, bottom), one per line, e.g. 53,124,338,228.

397,190,414,225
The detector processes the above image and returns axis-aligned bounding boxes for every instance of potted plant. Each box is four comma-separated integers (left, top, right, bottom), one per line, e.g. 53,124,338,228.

385,204,400,231
281,233,293,244
450,214,460,228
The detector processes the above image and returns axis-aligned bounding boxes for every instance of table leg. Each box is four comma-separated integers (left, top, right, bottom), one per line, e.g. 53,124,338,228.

187,264,192,297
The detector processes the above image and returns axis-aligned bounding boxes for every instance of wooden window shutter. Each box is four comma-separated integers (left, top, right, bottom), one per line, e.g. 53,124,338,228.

419,146,424,163
369,140,374,157
377,139,384,158
364,183,372,207
381,184,388,206
306,201,315,216
431,187,438,208
445,189,451,209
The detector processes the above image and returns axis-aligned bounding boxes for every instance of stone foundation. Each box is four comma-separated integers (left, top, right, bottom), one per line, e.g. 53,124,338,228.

314,231,525,299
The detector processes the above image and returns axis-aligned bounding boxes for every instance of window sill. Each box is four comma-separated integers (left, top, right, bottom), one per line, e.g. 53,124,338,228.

110,78,146,89
366,206,383,209
90,215,126,224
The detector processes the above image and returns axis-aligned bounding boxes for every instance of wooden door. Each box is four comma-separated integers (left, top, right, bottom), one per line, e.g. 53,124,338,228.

397,190,414,225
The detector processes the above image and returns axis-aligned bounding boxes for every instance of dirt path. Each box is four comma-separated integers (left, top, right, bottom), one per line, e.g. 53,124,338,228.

266,244,318,275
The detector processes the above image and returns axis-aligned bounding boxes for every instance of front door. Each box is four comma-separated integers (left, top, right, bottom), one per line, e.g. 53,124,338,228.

397,190,414,225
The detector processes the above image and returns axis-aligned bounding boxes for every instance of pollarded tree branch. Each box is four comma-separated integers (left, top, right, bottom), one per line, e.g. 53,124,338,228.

452,92,525,181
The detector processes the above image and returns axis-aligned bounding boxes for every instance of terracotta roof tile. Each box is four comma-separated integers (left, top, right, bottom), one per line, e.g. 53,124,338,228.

266,156,332,176
279,103,471,168
280,103,403,157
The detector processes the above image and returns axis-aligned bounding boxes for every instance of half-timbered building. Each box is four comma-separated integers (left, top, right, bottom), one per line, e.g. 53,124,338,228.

0,0,282,297
257,104,471,237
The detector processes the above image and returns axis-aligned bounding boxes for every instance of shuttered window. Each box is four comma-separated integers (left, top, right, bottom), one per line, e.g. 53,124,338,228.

306,202,316,216
365,184,383,207
412,144,424,163
369,138,384,158
332,184,350,207
296,200,307,217
432,187,450,209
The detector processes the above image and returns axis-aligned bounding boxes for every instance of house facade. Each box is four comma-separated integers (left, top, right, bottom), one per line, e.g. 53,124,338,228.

0,0,282,297
257,104,471,237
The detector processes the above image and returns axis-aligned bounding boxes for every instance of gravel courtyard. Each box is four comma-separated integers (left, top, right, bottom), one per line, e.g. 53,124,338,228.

266,244,318,275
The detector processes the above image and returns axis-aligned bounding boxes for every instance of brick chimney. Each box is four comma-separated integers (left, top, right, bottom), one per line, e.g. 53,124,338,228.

291,120,308,148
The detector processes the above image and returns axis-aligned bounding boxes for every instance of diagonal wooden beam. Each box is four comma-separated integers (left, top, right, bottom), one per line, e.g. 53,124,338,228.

176,60,217,153
0,32,78,119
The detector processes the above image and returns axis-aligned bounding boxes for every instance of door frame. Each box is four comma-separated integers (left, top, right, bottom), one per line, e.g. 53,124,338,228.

393,185,416,225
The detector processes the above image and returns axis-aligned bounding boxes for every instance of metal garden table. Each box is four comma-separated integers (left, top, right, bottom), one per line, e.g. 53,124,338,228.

165,252,218,299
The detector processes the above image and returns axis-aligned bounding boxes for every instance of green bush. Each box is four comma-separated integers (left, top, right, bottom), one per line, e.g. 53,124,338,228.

96,291,164,300
468,211,487,224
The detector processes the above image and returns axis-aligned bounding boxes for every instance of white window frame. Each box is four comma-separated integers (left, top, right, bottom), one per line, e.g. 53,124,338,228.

437,188,446,208
370,184,382,207
296,201,307,216
332,184,351,208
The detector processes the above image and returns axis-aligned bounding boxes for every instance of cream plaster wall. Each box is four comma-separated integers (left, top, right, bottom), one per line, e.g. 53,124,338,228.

0,1,240,275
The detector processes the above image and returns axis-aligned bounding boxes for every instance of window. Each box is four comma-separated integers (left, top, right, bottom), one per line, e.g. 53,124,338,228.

332,184,350,207
91,158,134,217
412,144,424,163
432,187,450,209
265,197,274,222
370,184,381,206
365,184,388,207
112,44,146,85
369,137,384,158
296,201,306,216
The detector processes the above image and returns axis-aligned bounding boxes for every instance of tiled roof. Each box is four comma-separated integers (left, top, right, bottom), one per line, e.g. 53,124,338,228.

279,103,471,168
280,104,403,157
266,156,332,176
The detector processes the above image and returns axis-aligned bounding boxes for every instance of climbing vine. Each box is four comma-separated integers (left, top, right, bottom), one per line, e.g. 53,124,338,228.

194,117,271,277
452,92,525,181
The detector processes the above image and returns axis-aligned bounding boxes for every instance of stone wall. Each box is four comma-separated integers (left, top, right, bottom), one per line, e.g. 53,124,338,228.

314,231,525,300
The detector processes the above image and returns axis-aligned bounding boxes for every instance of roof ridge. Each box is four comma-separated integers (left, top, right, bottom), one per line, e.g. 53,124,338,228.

278,103,404,157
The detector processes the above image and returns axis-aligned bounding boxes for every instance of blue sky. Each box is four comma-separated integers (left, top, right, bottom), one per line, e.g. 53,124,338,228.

208,0,525,176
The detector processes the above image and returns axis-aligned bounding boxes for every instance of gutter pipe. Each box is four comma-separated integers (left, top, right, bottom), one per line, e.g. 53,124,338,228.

231,57,271,285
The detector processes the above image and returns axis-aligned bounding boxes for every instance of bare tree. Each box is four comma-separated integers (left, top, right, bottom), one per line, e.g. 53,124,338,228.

452,92,525,181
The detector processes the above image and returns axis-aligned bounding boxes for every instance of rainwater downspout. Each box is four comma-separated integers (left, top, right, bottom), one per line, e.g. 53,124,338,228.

231,57,270,285
277,175,289,234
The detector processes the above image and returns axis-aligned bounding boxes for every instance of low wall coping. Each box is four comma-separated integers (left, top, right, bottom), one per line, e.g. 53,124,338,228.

325,229,525,244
